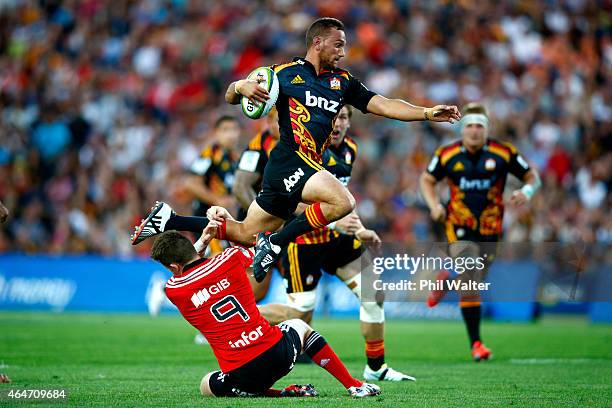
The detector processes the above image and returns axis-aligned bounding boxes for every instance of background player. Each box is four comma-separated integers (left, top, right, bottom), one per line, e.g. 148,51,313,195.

132,17,461,282
233,107,280,213
257,106,415,382
185,115,240,218
151,229,381,398
233,108,280,300
420,102,541,361
132,115,240,253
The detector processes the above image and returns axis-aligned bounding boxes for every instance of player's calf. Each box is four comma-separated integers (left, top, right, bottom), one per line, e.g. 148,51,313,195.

280,319,380,397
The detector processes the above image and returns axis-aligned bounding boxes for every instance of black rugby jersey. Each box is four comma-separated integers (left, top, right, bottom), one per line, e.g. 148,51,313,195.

271,57,375,164
426,139,531,243
237,129,279,182
189,144,237,217
322,135,358,187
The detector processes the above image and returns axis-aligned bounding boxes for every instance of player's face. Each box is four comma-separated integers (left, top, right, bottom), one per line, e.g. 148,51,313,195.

331,106,350,146
267,108,280,139
216,120,240,148
462,123,487,151
318,28,346,69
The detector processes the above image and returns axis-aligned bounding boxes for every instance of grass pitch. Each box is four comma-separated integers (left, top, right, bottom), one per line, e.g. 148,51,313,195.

1,312,611,407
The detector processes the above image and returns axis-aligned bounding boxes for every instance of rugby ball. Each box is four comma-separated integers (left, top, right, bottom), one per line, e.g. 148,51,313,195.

241,67,279,120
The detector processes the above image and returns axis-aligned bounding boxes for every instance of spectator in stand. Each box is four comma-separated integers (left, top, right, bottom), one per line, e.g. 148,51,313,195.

0,0,609,254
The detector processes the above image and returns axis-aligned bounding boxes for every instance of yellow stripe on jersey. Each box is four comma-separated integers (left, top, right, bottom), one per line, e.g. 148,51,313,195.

296,151,324,170
273,62,299,73
499,141,518,154
488,145,510,162
441,145,462,166
248,132,262,150
445,221,457,244
344,136,358,156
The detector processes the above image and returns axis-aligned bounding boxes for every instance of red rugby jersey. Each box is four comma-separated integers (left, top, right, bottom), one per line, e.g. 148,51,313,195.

165,247,282,372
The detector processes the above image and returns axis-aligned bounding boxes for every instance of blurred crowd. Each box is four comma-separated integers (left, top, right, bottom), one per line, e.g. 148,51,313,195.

0,0,610,256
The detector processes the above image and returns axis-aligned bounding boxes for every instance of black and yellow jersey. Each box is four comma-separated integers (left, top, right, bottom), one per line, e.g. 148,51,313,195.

296,135,359,245
272,57,375,164
236,129,279,189
189,143,238,217
427,139,531,243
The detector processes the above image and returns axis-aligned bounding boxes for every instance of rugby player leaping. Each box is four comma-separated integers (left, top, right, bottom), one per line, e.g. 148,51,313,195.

131,17,460,282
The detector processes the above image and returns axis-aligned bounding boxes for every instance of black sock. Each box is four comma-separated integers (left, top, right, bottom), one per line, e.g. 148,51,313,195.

304,331,327,357
461,305,481,346
165,215,208,233
367,356,385,371
270,212,313,247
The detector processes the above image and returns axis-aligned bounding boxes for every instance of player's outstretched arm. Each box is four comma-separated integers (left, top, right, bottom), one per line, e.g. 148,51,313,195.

225,80,270,105
366,95,461,124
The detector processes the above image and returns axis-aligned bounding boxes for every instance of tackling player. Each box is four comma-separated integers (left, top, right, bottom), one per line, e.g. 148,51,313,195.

132,17,460,282
419,103,540,361
151,228,381,398
258,106,415,382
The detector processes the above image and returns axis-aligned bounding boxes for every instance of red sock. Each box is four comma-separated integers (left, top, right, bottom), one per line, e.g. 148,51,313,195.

305,332,362,389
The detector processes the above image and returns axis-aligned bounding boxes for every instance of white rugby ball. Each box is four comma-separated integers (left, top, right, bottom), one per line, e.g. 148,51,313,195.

241,66,279,120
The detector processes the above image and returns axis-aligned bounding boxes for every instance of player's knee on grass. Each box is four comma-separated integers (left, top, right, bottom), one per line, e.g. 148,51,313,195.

200,372,215,397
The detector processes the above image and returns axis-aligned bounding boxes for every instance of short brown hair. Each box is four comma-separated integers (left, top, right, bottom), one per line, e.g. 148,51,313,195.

462,102,488,118
214,115,238,129
343,105,353,118
151,231,197,266
306,17,345,48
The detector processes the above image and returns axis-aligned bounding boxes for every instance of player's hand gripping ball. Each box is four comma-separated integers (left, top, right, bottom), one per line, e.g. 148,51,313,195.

241,67,279,120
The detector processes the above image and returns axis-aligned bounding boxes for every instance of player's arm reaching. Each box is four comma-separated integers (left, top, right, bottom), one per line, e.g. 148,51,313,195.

226,80,269,105
330,211,381,249
367,95,460,124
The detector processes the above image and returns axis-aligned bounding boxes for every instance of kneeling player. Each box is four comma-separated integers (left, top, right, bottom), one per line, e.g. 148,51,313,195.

151,228,381,398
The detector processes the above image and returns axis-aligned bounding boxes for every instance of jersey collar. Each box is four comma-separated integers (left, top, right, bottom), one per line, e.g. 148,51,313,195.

293,56,337,76
182,257,208,274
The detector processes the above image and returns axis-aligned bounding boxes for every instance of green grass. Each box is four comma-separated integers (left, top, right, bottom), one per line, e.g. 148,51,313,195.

0,313,611,407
